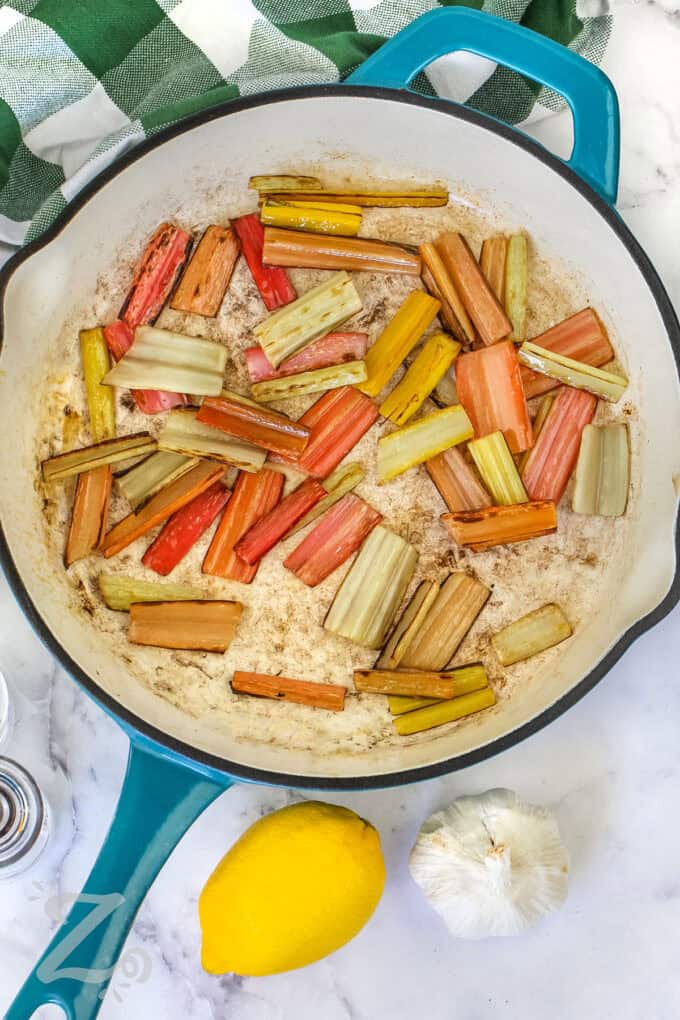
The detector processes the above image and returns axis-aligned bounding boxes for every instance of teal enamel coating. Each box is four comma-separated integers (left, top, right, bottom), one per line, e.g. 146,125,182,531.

346,7,620,205
4,10,622,1019
4,739,229,1020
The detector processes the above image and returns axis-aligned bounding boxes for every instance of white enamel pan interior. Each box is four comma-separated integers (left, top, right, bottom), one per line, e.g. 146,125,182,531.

1,10,680,792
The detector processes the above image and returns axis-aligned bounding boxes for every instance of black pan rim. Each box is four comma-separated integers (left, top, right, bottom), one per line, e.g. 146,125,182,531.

1,84,678,791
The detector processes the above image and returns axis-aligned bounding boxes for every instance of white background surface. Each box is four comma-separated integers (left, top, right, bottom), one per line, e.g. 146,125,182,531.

1,2,679,1017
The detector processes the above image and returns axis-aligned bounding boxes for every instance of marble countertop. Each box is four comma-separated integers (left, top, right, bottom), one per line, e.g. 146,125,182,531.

2,3,679,1017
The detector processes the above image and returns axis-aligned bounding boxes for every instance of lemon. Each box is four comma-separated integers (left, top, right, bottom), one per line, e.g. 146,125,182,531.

199,800,386,976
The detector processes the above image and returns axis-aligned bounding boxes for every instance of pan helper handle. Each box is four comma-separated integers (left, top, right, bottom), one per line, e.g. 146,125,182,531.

346,6,620,206
4,739,228,1020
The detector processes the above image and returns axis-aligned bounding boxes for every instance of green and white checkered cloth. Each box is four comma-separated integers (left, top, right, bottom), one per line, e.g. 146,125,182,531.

0,0,611,248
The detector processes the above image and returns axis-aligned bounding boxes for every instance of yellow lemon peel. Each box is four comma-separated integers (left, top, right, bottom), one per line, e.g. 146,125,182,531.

199,801,385,976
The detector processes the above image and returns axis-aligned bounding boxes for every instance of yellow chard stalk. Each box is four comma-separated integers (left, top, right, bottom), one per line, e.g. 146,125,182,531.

504,234,528,341
393,687,496,735
260,201,362,237
387,664,489,714
249,174,322,192
400,572,490,670
468,431,528,506
377,405,473,483
99,574,204,612
355,662,489,700
379,332,461,426
357,290,440,398
80,327,116,442
377,579,440,669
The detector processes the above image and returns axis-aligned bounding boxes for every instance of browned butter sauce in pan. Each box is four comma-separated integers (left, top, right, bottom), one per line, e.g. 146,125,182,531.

35,189,638,755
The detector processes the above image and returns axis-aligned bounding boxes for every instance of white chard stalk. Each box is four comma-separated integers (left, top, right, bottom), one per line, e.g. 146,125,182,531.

42,433,157,482
116,450,198,509
400,572,490,670
99,574,204,612
253,271,362,368
518,341,628,402
491,603,572,666
103,325,228,396
377,579,441,669
572,423,629,517
158,409,266,472
324,525,417,648
251,360,367,402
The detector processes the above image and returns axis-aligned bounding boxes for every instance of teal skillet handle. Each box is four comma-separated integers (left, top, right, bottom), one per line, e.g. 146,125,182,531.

346,7,620,205
4,737,228,1020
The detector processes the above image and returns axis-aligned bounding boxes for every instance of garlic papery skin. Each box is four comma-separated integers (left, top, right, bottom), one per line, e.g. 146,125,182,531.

409,788,569,939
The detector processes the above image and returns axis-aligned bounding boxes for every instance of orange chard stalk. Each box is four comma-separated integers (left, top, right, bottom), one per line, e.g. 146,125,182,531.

521,386,597,504
442,500,557,552
129,600,242,653
262,227,421,275
520,308,614,399
419,242,477,345
232,671,346,712
270,386,380,480
455,340,533,454
101,460,224,558
421,265,463,341
426,447,491,512
170,225,240,317
479,236,508,303
202,468,284,583
64,466,112,566
435,233,512,346
197,394,310,458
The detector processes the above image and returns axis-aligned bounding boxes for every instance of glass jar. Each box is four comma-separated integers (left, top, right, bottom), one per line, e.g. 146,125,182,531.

0,668,12,749
0,757,49,878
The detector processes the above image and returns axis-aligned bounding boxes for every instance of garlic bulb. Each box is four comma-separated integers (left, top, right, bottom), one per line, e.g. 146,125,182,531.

409,788,569,939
